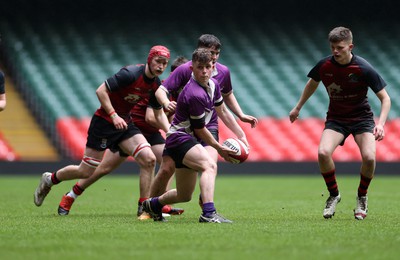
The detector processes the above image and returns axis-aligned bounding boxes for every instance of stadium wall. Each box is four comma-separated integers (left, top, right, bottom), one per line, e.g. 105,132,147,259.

1,161,399,175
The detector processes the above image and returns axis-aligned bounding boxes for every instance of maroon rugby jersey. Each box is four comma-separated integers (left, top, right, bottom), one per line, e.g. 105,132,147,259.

308,55,386,122
130,98,160,135
94,64,161,123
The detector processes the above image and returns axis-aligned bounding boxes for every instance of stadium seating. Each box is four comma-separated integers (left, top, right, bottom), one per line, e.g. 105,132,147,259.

1,15,399,161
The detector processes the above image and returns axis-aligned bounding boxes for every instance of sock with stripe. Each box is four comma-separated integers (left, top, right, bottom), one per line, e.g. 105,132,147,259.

51,171,61,185
67,183,85,199
358,173,372,197
321,169,339,197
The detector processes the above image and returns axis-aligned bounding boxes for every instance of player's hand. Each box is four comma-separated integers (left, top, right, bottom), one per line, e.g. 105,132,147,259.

240,115,258,128
217,145,235,162
373,125,385,141
112,115,128,130
289,107,300,123
163,101,177,113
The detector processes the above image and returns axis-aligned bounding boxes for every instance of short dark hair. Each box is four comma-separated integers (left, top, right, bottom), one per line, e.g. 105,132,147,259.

328,27,353,43
192,48,212,64
171,56,188,72
197,34,221,49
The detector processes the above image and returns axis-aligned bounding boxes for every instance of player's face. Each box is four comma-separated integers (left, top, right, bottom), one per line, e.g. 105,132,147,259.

150,56,169,76
191,60,214,86
205,46,220,64
330,40,353,65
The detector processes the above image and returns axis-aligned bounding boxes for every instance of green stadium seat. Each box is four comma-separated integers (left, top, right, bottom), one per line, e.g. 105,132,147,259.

1,16,399,161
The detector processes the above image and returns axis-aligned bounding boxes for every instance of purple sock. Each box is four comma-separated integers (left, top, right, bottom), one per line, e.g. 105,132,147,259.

150,197,163,213
202,202,216,217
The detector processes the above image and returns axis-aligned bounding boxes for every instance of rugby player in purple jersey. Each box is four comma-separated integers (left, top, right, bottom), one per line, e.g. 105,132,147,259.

289,27,391,220
149,34,253,207
143,48,248,223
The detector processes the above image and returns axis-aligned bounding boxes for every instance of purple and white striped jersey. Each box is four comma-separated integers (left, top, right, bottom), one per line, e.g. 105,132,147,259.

165,77,223,148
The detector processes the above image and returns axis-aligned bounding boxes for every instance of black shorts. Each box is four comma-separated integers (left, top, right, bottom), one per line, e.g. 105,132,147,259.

86,115,142,156
324,119,375,146
162,128,219,158
143,131,165,146
167,138,198,169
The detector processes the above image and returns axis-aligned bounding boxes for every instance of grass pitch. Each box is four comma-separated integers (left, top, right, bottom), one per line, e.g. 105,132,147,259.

0,174,399,260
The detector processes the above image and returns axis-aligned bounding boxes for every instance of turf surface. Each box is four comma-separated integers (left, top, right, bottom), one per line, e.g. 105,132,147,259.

0,174,399,259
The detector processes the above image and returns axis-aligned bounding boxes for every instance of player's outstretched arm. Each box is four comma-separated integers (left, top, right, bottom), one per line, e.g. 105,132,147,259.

289,79,319,123
223,92,258,128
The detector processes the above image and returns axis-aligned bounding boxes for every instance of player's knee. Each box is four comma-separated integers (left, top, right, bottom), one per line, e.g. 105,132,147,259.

209,160,217,171
132,142,151,158
177,192,192,202
137,150,156,169
204,155,217,168
362,154,376,167
318,148,332,162
198,159,217,173
157,164,175,179
164,162,175,174
80,156,101,178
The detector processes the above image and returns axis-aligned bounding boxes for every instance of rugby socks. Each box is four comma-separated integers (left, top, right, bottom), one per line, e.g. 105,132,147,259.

321,169,339,197
67,183,85,199
138,197,148,205
202,202,216,217
138,197,148,209
51,171,61,185
150,197,164,213
358,173,372,197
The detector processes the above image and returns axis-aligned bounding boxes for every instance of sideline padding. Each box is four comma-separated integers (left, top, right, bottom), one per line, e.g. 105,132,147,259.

55,116,400,162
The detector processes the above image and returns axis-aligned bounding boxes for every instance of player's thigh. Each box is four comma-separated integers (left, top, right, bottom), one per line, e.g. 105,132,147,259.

183,144,215,171
205,145,218,162
354,132,376,160
84,147,105,160
118,134,148,154
318,129,345,155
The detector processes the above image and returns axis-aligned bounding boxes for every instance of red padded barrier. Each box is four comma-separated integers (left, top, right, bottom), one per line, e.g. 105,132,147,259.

56,117,87,160
218,117,400,162
0,132,19,161
57,117,400,162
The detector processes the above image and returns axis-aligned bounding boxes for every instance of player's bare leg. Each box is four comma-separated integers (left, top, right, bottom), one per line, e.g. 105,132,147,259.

353,132,375,220
318,130,343,219
58,150,126,215
34,147,103,207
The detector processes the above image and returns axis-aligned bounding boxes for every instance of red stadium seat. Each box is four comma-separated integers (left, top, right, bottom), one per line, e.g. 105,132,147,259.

56,117,88,160
218,117,400,162
54,116,400,162
0,132,19,161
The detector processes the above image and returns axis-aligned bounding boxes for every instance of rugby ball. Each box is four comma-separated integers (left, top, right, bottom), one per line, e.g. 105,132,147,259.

222,138,249,164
